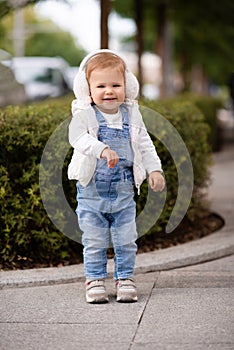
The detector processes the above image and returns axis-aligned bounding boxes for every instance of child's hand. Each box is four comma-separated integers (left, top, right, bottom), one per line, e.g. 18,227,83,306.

100,148,119,168
148,171,165,192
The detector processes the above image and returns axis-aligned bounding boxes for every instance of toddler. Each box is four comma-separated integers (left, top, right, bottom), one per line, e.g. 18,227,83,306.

68,49,165,303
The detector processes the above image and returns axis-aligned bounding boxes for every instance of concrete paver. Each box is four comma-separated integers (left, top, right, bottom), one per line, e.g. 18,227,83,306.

0,280,153,350
132,253,234,350
1,254,233,350
133,289,233,349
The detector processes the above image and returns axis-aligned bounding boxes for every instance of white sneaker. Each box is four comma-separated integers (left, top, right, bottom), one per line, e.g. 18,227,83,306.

85,279,109,304
116,278,138,302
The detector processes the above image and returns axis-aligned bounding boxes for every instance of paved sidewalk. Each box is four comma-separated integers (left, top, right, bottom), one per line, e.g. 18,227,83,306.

0,255,233,350
0,129,234,349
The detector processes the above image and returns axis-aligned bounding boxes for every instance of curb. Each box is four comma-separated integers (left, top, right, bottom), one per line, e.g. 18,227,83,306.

1,225,234,289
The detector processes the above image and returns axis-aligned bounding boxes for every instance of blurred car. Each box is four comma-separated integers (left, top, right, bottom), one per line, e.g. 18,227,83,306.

64,66,79,90
6,56,72,101
0,49,27,107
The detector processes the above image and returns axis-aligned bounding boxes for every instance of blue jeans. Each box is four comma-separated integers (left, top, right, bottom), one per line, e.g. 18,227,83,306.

83,242,137,281
77,184,138,280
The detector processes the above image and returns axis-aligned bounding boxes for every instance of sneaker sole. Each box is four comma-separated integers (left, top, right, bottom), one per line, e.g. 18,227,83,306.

116,296,138,303
86,295,109,304
86,299,109,304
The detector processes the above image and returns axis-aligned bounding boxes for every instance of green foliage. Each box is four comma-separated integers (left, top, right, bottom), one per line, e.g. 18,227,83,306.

0,95,81,269
113,0,234,85
0,4,86,65
25,30,86,66
172,0,234,84
187,95,224,151
138,97,212,234
0,1,65,19
0,94,215,269
154,93,224,151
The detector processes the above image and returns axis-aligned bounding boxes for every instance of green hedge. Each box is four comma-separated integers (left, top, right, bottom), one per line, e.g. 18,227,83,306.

138,99,211,232
0,95,213,269
0,96,81,269
150,93,223,151
191,95,223,151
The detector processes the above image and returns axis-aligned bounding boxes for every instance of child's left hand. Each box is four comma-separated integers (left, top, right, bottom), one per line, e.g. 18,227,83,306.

148,171,165,192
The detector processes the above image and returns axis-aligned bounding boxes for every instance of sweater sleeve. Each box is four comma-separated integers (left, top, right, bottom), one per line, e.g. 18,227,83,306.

139,121,163,174
68,109,108,159
132,105,163,174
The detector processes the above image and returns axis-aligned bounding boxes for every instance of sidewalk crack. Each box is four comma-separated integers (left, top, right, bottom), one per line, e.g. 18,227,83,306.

128,279,157,349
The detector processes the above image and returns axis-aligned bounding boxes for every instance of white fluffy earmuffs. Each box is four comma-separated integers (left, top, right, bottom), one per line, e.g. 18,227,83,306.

72,49,139,109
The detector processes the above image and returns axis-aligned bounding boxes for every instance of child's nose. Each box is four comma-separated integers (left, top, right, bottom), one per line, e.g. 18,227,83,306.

106,86,113,94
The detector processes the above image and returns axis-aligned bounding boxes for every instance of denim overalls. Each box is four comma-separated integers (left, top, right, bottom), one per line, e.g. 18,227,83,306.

76,104,138,280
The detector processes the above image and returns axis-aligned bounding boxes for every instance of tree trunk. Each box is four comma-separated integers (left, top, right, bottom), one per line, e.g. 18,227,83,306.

134,0,143,97
155,1,174,97
100,0,111,49
190,64,209,95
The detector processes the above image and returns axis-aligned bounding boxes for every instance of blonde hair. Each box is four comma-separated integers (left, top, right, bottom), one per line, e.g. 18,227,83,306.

86,52,126,82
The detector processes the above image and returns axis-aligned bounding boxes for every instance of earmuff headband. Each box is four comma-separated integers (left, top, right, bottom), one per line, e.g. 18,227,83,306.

73,49,139,108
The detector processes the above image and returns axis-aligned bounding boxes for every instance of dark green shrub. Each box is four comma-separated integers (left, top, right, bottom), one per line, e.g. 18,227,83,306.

138,99,211,234
0,97,82,269
191,95,223,151
153,93,223,151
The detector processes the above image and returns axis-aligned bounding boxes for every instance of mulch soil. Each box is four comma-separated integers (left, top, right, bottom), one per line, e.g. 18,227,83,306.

136,211,224,254
1,211,224,270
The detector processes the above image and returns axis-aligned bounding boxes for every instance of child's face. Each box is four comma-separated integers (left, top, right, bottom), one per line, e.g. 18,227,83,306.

88,67,125,114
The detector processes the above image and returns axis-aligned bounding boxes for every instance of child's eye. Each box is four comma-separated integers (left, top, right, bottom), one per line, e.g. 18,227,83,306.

113,84,121,87
97,85,105,88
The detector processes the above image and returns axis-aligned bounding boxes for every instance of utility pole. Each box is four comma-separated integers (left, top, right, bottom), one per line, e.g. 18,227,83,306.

13,8,25,57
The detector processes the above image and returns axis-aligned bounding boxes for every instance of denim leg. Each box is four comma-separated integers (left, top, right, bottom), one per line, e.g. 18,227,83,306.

77,203,110,279
110,201,138,280
113,241,138,280
83,246,108,280
78,203,111,249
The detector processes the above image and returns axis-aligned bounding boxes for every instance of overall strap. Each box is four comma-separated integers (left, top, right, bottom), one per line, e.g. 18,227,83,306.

119,104,130,127
93,105,106,125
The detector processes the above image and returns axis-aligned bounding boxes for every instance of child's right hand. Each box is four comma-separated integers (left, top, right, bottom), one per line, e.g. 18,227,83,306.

100,148,119,168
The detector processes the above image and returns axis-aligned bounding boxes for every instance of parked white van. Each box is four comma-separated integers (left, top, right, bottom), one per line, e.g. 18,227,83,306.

8,56,71,101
